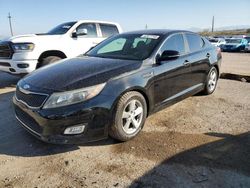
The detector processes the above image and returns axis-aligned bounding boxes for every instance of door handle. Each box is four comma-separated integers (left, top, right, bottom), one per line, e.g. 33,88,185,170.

183,60,190,66
142,71,153,78
206,53,210,58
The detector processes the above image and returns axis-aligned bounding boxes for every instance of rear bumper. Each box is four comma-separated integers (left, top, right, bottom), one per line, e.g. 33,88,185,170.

0,59,37,74
13,94,113,144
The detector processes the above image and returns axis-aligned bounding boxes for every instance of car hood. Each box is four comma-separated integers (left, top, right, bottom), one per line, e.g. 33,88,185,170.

22,56,142,92
7,34,62,43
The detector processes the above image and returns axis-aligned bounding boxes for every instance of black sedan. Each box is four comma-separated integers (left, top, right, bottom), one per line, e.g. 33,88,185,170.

13,30,222,144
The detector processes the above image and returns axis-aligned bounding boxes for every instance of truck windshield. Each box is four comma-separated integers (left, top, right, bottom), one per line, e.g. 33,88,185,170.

86,34,163,61
47,22,76,35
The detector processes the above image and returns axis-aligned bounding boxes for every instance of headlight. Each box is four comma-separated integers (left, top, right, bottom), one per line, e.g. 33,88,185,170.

12,43,35,52
43,83,106,109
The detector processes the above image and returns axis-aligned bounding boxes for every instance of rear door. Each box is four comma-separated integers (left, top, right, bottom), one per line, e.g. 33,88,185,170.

184,33,210,87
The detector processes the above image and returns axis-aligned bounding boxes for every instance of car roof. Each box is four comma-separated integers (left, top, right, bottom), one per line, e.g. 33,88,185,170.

122,29,195,36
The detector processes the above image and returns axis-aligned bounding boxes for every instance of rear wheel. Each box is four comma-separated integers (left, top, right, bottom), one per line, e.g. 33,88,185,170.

109,91,147,141
203,67,218,95
39,56,62,67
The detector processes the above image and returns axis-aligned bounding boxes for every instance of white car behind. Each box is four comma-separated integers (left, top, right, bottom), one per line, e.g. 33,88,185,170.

208,38,226,47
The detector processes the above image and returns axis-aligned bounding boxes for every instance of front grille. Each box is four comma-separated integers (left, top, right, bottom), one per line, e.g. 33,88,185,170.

16,87,48,108
15,106,43,135
0,43,13,59
0,62,10,67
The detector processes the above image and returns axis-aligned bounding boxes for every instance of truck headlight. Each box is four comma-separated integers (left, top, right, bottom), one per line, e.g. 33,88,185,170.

43,83,106,109
12,43,35,52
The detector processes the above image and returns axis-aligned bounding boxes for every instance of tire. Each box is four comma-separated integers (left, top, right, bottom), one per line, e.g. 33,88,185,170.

109,91,147,141
202,66,218,95
39,56,62,67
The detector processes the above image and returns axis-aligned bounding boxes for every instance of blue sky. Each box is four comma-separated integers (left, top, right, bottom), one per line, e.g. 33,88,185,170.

0,0,250,37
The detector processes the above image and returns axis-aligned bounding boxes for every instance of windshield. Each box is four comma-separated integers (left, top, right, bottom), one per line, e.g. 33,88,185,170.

86,34,163,60
47,22,76,35
225,39,241,44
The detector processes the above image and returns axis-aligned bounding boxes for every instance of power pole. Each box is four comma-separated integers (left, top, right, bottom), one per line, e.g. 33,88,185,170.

8,12,13,36
211,16,214,33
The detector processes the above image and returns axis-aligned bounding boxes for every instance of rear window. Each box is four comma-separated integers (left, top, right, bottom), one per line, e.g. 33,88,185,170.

100,24,119,37
186,33,204,53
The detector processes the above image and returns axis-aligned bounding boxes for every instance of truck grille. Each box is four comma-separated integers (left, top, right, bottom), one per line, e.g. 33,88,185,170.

0,62,11,67
0,42,13,59
16,87,49,108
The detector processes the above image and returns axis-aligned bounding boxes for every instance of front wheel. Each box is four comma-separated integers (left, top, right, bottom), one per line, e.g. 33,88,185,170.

202,67,218,95
109,91,147,141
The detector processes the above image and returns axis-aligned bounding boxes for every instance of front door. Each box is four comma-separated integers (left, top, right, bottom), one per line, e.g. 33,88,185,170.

153,33,193,106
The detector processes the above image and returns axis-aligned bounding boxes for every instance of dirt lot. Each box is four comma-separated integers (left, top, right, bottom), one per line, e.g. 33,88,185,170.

0,52,250,188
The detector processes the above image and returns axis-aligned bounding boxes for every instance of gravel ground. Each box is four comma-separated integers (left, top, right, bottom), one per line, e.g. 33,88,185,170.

0,52,249,188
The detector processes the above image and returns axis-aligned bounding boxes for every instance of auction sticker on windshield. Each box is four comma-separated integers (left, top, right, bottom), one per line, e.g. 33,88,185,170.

140,35,160,39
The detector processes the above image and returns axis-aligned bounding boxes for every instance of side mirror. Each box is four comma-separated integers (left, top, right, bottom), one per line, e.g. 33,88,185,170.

72,28,88,38
72,32,77,38
157,50,180,63
77,28,88,36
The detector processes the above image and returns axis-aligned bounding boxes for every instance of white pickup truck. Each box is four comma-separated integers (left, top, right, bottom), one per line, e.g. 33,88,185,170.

0,20,122,74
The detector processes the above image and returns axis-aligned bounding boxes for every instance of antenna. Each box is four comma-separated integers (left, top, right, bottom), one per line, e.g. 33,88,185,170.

8,12,14,36
211,16,214,33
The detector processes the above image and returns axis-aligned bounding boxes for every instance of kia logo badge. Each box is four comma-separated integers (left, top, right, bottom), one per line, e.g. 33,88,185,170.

23,84,30,90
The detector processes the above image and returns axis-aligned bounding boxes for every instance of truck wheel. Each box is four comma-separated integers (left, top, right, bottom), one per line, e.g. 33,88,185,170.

40,56,62,67
109,91,147,141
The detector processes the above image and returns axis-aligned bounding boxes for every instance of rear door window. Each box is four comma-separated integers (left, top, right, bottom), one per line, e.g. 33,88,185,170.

100,24,119,37
185,33,204,53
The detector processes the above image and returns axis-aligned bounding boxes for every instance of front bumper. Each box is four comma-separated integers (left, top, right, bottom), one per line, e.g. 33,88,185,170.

0,59,37,74
13,94,113,144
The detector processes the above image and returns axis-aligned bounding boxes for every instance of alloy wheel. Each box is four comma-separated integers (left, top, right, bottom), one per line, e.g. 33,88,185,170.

122,99,143,134
208,69,217,92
